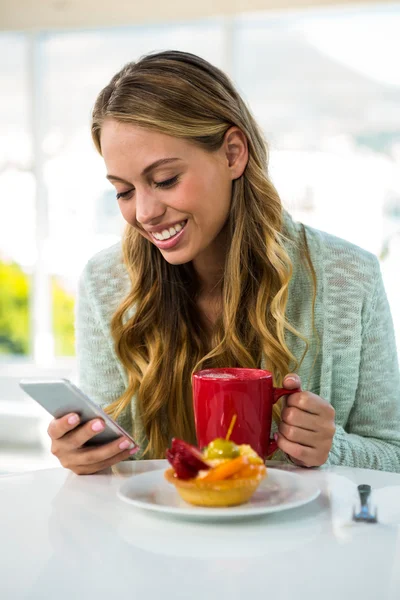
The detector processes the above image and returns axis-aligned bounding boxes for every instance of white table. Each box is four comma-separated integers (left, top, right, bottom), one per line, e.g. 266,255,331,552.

1,460,400,600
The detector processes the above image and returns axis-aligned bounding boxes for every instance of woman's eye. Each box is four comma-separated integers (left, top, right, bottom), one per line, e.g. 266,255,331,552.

116,189,134,200
155,175,179,189
115,176,179,199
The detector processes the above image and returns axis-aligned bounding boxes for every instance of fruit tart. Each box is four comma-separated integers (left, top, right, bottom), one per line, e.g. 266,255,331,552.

165,437,267,507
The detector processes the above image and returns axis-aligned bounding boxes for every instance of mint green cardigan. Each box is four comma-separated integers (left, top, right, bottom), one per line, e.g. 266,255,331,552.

75,213,400,472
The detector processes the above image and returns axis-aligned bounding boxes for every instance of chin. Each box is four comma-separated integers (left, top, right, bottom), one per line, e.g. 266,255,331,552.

160,251,193,266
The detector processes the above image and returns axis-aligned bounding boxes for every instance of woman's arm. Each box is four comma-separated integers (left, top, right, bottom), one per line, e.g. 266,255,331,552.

75,263,127,409
326,260,400,472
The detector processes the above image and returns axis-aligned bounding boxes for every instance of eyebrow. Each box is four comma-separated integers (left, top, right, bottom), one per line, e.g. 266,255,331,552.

106,158,182,184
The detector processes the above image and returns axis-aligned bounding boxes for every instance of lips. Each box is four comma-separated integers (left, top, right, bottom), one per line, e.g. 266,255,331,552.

149,219,188,250
150,220,187,241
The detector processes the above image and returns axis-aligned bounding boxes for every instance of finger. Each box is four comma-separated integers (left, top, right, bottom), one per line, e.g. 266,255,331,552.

58,436,137,472
55,418,109,451
72,447,136,475
47,413,81,440
282,406,336,443
51,418,108,457
279,421,319,447
281,406,320,432
79,435,137,464
283,373,302,390
275,432,316,466
286,391,326,416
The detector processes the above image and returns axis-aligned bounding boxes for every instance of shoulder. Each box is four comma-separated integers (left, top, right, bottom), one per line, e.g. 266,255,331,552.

78,241,130,316
284,212,380,293
307,225,380,295
81,241,126,282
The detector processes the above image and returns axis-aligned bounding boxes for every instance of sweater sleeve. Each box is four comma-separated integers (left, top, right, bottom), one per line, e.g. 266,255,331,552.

326,258,400,472
75,263,126,409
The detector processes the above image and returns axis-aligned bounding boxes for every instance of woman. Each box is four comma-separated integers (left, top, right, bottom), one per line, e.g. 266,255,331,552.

47,50,400,474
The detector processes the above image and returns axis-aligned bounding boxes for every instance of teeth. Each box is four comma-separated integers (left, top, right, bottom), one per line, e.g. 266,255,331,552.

152,220,186,241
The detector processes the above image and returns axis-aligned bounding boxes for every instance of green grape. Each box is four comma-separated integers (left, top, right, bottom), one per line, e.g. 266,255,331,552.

204,438,240,459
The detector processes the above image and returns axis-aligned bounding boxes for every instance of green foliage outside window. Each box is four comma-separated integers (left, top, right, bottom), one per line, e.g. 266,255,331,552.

0,259,75,356
0,260,30,354
52,276,75,356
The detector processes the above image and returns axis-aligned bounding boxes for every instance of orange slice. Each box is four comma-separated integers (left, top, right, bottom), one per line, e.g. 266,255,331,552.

201,455,249,482
231,464,266,479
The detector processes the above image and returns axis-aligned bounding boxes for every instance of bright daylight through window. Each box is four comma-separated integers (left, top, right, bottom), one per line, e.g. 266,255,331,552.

0,4,399,371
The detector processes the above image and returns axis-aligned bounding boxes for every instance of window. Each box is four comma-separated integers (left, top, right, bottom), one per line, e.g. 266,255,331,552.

0,34,33,356
0,20,227,362
235,4,400,350
1,5,399,366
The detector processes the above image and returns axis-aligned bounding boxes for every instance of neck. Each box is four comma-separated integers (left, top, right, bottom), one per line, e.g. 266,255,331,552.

192,225,228,299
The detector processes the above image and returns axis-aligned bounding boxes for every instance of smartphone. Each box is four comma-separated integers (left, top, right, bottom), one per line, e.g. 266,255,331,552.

19,378,138,449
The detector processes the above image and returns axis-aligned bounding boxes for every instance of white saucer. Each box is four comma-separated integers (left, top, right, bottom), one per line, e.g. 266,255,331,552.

117,467,321,520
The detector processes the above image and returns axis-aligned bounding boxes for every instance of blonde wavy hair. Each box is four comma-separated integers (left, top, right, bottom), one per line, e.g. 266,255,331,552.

91,50,317,458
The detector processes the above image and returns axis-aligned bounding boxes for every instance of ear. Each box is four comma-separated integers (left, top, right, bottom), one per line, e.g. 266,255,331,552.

223,126,249,180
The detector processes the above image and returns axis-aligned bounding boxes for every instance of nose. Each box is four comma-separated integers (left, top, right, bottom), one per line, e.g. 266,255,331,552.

135,189,166,226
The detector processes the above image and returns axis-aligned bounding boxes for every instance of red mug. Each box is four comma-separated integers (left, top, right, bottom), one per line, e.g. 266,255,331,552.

192,367,301,459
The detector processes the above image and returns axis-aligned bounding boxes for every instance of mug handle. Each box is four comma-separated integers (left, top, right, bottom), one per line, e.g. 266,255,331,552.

267,386,302,456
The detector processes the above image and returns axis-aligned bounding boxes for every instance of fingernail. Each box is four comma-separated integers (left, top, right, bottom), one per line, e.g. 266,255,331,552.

285,376,297,383
129,447,140,455
91,420,104,432
274,433,279,442
119,440,134,450
68,414,79,425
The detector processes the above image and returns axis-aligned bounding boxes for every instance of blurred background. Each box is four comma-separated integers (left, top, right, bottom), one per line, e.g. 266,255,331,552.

1,0,399,474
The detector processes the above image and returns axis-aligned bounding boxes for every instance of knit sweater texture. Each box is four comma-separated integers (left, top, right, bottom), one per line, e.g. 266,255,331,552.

75,213,400,471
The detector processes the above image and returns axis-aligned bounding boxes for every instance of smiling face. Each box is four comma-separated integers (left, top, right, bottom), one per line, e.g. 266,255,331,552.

100,119,247,271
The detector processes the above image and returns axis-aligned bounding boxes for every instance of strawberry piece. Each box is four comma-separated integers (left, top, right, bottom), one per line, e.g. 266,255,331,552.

170,438,210,472
173,457,198,480
166,438,210,480
166,448,176,467
166,447,197,479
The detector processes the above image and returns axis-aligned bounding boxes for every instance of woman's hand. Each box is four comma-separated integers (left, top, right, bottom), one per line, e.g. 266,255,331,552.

47,414,137,475
276,373,336,467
